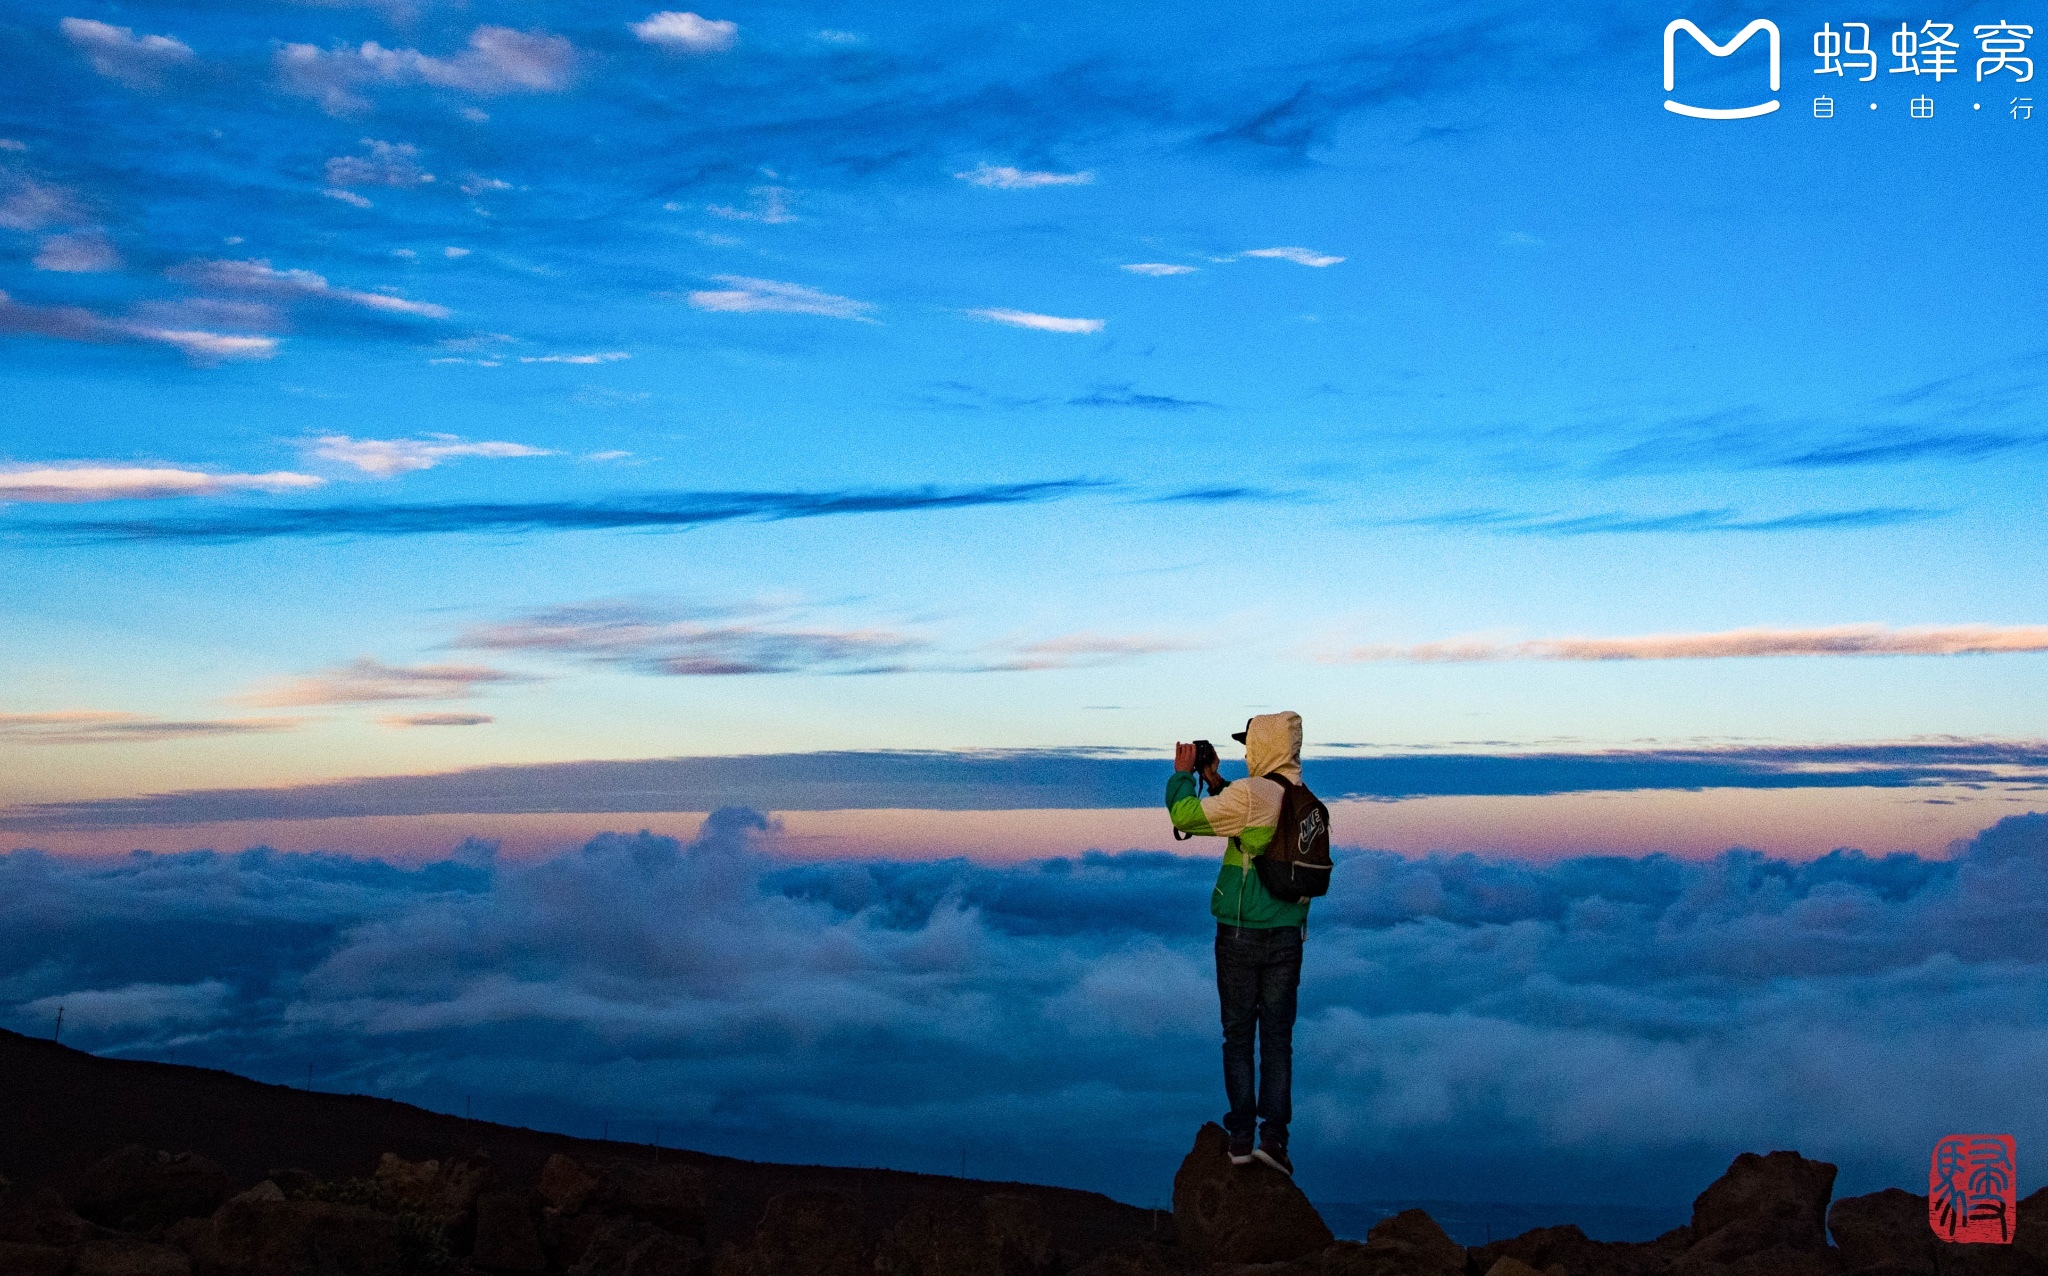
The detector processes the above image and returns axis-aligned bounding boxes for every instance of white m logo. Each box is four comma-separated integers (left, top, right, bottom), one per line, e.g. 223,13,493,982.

1664,19,1781,118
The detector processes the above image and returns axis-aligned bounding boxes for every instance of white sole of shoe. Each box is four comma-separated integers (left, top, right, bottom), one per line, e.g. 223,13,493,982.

1228,1153,1253,1165
1250,1148,1291,1175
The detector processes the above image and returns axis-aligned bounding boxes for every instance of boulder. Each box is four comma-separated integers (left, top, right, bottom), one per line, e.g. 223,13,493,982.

71,1237,193,1276
472,1190,547,1274
570,1218,701,1276
373,1151,493,1222
1366,1209,1464,1274
1064,1240,1192,1276
1827,1190,1934,1275
1486,1259,1547,1276
544,1157,707,1242
1467,1223,1687,1276
1262,1239,1454,1276
0,1184,95,1245
71,1147,230,1235
0,1241,71,1276
1684,1152,1837,1266
1171,1124,1333,1265
876,1194,1052,1276
714,1190,868,1276
180,1196,403,1276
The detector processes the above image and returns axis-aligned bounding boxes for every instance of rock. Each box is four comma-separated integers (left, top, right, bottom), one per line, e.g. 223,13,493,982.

1489,1259,1547,1276
714,1190,867,1276
472,1190,546,1274
1684,1151,1837,1266
71,1237,193,1276
1171,1123,1333,1265
374,1151,493,1221
875,1193,1052,1276
1064,1240,1192,1276
1467,1223,1685,1276
1366,1209,1464,1274
0,1241,71,1276
0,1184,95,1245
71,1147,230,1235
545,1158,707,1242
227,1183,286,1207
1828,1190,1934,1275
571,1218,701,1276
263,1171,318,1201
187,1196,403,1276
541,1154,604,1215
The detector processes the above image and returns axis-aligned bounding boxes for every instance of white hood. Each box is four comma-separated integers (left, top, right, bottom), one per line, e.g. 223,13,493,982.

1241,711,1302,783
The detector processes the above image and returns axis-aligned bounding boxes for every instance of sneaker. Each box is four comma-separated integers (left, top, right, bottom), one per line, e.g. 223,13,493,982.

1227,1134,1254,1165
1251,1144,1293,1176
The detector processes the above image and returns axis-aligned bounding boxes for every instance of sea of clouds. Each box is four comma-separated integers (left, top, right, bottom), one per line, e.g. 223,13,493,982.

5,809,2046,1216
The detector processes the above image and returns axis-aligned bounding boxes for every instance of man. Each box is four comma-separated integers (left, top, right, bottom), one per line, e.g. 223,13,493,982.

1167,711,1307,1176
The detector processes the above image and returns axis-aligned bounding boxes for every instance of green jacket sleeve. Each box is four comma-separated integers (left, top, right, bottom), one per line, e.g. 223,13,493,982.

1166,771,1217,836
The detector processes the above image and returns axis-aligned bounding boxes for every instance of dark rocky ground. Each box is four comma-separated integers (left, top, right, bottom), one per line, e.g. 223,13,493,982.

2,1027,2038,1276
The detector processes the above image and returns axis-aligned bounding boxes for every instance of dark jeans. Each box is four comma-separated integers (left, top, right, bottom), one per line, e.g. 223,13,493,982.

1215,922,1303,1149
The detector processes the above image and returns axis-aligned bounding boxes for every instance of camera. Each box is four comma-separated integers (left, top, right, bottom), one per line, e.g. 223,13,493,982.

1190,739,1226,796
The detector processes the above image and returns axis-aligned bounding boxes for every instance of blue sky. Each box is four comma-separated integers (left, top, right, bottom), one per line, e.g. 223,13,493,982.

7,0,2048,1216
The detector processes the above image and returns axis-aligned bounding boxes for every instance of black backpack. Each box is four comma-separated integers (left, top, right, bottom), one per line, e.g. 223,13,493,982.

1252,773,1333,902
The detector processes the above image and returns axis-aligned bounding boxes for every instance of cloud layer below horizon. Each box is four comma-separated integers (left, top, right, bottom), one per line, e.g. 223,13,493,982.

4,809,2046,1211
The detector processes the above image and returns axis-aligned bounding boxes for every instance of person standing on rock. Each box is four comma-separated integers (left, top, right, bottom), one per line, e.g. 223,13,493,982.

1168,711,1314,1177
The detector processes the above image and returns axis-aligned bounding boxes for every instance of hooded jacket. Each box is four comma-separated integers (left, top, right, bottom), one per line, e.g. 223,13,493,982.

1165,711,1310,929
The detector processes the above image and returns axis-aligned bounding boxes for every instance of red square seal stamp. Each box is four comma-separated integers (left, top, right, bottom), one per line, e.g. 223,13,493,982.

1930,1134,2017,1243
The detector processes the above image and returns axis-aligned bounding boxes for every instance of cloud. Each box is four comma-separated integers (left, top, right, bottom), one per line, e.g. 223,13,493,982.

979,632,1189,672
1067,384,1214,410
59,17,195,89
686,276,873,320
169,259,450,319
707,186,794,223
0,465,320,503
0,712,302,745
307,433,553,478
325,140,435,188
13,741,2047,829
33,232,120,273
1382,507,1945,536
31,479,1104,543
1327,624,2048,665
276,26,576,114
461,603,927,676
955,164,1094,189
517,353,629,365
814,30,862,44
966,309,1104,334
323,188,373,208
0,292,278,362
0,179,80,231
6,813,2048,1206
1120,263,1197,276
240,658,528,707
380,713,494,728
1242,246,1344,267
630,12,739,53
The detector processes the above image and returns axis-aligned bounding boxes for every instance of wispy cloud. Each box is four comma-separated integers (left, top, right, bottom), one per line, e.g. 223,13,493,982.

462,604,925,676
31,480,1105,542
0,711,300,745
966,309,1104,334
276,26,576,114
707,186,794,223
169,259,450,320
979,632,1190,671
307,433,553,478
955,164,1095,190
1325,624,2048,665
1120,263,1197,276
324,140,434,189
630,11,739,53
1242,246,1344,267
687,276,874,320
240,657,529,707
33,232,121,273
0,292,278,362
517,353,629,365
1382,507,1945,536
379,713,494,728
1067,384,1214,410
0,464,320,503
59,17,195,89
0,178,78,231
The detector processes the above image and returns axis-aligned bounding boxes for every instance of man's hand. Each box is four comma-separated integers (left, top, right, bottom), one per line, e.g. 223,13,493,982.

1174,741,1198,773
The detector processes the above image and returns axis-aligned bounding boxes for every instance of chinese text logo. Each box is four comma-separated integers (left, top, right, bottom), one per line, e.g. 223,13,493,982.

1929,1134,2017,1244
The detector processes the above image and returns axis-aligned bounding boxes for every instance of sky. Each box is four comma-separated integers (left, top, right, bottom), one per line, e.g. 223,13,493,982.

4,0,2048,1215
